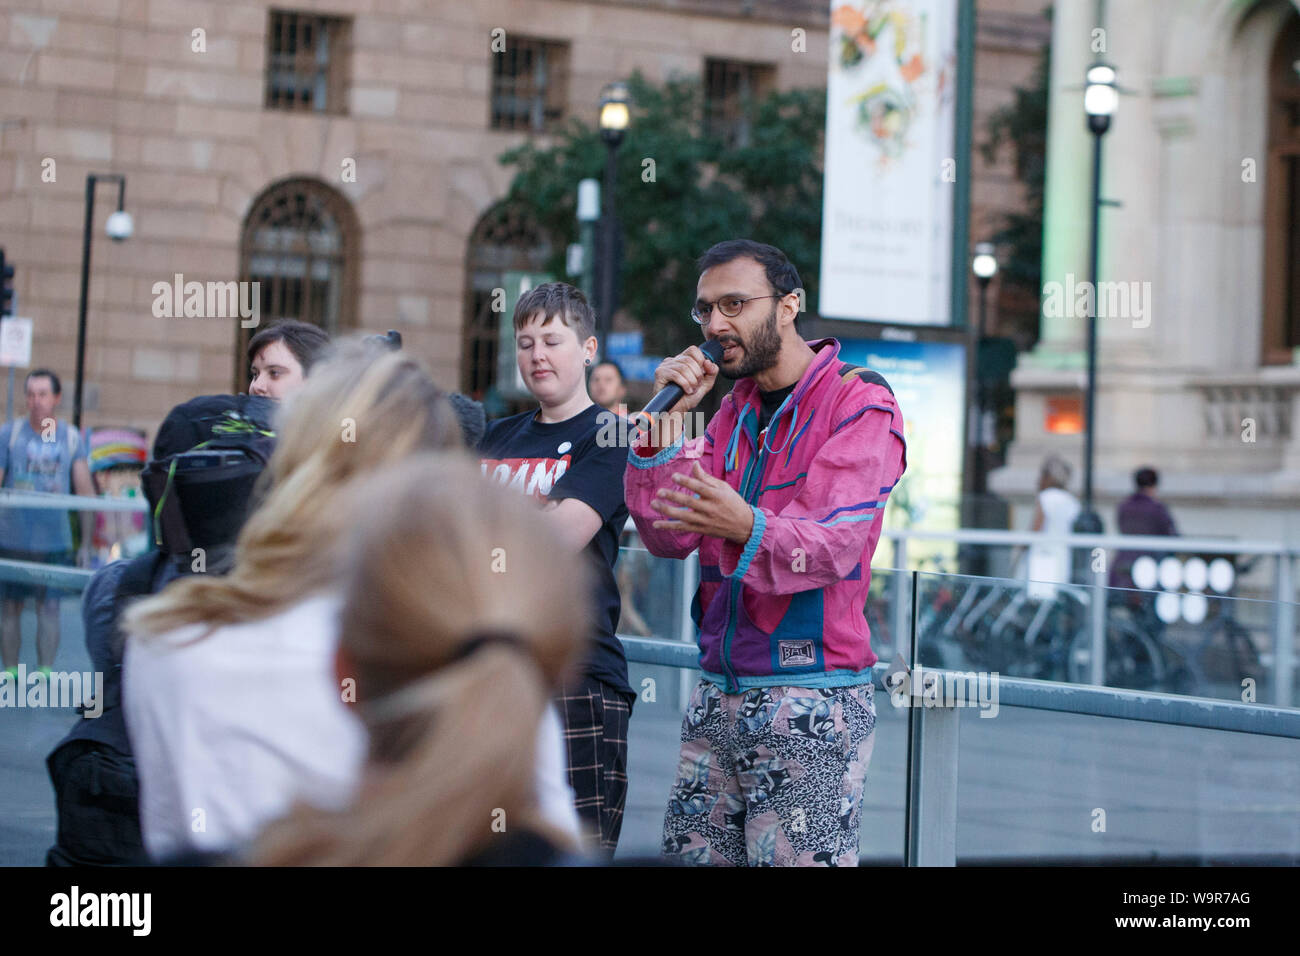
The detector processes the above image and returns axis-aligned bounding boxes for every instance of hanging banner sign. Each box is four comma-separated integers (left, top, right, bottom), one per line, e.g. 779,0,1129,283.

819,0,959,325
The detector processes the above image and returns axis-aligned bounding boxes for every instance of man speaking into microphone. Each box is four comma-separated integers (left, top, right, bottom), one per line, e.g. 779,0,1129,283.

625,240,906,867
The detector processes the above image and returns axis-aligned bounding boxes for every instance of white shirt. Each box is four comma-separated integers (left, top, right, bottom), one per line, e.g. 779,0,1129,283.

1026,486,1082,600
124,593,367,860
124,593,580,860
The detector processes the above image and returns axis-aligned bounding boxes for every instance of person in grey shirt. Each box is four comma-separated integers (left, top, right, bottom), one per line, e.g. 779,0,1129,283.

0,369,94,678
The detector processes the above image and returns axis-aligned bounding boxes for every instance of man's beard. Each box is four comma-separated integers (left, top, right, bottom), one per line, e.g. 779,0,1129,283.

718,305,781,380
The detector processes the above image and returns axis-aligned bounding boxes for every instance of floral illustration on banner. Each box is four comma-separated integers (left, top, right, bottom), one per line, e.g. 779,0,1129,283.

832,1,933,160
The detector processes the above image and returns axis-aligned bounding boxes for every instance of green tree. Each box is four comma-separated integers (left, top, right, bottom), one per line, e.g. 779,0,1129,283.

980,8,1051,349
499,72,826,358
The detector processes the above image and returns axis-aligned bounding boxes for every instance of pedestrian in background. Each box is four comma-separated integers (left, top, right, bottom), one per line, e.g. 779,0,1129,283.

0,369,95,681
1109,466,1179,632
589,358,629,417
1021,454,1081,601
1110,466,1178,589
246,319,330,401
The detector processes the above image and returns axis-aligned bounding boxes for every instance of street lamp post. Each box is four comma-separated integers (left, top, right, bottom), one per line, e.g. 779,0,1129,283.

970,242,998,495
75,173,133,429
597,82,629,359
1073,63,1118,538
576,178,600,306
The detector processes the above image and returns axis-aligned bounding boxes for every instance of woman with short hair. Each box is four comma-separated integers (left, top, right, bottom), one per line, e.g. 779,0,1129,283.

246,319,331,400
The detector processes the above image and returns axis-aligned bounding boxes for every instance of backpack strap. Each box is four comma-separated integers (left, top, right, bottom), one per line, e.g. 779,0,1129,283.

836,361,894,396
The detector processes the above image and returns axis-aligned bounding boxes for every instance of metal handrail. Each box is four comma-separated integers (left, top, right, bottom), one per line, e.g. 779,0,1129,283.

617,636,1300,867
0,558,94,589
0,489,148,512
884,525,1299,556
617,635,1300,737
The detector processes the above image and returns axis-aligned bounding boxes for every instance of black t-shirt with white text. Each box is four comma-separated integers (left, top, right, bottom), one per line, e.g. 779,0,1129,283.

479,404,633,703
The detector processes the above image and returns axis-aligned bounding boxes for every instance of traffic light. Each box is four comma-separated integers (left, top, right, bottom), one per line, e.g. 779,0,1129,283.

0,248,13,317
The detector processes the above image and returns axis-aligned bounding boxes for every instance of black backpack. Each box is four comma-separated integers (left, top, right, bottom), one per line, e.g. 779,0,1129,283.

139,395,277,556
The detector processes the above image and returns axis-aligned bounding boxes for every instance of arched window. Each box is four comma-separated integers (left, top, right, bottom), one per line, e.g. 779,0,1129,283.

236,178,359,389
1263,11,1300,363
461,202,552,416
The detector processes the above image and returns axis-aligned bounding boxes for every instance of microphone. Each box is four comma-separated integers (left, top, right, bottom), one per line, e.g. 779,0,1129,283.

638,338,726,420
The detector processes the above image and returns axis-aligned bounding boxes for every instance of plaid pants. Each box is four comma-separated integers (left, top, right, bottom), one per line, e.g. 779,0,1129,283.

556,676,631,857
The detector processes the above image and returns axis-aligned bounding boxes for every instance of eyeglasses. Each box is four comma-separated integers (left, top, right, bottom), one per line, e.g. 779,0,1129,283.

691,294,785,325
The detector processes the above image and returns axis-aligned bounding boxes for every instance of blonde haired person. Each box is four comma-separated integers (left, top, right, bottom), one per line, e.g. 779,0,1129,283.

252,456,591,866
1022,454,1081,601
120,342,575,861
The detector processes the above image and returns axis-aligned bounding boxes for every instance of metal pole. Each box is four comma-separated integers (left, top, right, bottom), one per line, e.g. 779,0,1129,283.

965,287,979,454
579,219,596,304
1082,130,1103,516
1272,554,1295,708
974,281,988,495
892,537,910,662
679,550,699,709
598,139,619,359
911,706,960,866
74,175,97,430
1090,565,1108,686
949,0,975,332
953,0,976,525
904,568,919,866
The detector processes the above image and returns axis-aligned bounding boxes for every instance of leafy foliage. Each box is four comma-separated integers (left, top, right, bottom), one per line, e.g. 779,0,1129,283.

979,10,1051,347
499,72,826,357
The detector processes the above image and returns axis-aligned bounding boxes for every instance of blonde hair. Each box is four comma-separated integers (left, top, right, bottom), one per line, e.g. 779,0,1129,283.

251,456,590,866
124,340,461,637
1040,454,1072,491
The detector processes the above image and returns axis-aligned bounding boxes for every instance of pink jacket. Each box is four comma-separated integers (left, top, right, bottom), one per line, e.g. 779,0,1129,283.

625,338,906,692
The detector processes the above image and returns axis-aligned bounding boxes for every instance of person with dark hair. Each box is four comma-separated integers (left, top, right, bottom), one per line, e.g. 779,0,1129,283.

1110,466,1178,591
0,368,95,682
624,239,907,866
247,319,331,400
589,359,628,417
697,238,804,325
478,280,634,858
45,392,277,865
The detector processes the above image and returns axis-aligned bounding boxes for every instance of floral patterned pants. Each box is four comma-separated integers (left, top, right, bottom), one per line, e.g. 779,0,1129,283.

662,679,876,866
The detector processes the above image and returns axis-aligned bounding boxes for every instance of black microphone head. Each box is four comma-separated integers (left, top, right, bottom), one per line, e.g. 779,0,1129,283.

700,338,725,364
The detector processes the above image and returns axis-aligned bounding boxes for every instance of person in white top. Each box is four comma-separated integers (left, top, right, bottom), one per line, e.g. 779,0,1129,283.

123,342,580,860
1023,454,1082,601
251,456,594,866
124,592,364,859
